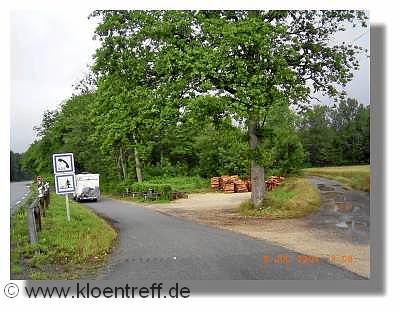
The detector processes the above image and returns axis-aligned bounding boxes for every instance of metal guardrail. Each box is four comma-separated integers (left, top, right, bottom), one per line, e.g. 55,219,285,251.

27,184,50,244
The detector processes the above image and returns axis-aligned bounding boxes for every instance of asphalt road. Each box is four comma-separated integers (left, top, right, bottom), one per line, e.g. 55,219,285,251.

10,181,31,214
85,198,365,280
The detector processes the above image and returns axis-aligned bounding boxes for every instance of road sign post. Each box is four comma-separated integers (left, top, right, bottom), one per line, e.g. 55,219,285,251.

55,173,75,222
53,153,75,222
65,194,70,222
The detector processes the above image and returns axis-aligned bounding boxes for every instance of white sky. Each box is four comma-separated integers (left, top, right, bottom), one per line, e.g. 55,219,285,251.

10,10,370,153
10,10,99,153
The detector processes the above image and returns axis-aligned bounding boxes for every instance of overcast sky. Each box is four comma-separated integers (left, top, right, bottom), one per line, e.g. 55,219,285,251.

10,10,99,153
10,10,370,153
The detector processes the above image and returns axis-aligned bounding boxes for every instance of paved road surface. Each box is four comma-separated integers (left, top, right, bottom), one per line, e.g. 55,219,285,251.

85,199,365,280
10,181,31,214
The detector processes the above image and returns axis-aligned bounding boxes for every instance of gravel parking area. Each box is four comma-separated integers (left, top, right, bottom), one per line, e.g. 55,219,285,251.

141,177,370,278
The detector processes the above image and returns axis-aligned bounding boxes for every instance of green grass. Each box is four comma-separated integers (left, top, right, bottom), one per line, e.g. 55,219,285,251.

239,177,321,219
10,187,34,279
10,191,117,280
145,176,210,193
302,165,370,192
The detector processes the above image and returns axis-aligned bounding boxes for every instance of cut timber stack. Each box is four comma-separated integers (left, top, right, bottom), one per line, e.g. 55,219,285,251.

220,176,231,188
211,175,285,193
210,175,249,193
230,175,248,193
210,177,220,190
234,180,248,193
230,175,240,182
223,182,235,193
245,180,251,192
266,176,285,191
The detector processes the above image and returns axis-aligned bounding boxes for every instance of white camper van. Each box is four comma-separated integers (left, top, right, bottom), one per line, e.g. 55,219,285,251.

74,173,100,202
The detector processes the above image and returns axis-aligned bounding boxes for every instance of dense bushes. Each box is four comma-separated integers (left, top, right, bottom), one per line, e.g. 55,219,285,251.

116,181,172,201
131,183,173,200
114,176,211,201
145,176,209,193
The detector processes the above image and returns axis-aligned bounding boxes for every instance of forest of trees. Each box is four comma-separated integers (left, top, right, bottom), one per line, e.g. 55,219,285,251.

299,98,370,167
10,151,32,181
14,10,370,206
18,95,369,186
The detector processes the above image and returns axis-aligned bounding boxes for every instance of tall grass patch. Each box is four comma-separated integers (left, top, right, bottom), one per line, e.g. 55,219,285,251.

146,176,210,193
239,177,321,219
302,165,370,192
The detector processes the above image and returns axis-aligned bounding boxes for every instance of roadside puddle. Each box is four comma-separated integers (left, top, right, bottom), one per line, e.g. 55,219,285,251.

308,177,370,244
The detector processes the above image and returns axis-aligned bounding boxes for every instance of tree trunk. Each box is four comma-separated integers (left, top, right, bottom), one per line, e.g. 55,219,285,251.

134,146,143,183
116,158,122,181
132,133,143,183
119,147,127,181
248,115,266,208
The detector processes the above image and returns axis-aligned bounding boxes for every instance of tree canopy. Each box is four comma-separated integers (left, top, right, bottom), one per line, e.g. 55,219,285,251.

90,10,367,206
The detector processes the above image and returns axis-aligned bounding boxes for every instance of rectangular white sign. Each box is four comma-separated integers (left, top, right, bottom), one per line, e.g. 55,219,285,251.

52,153,75,174
55,174,76,194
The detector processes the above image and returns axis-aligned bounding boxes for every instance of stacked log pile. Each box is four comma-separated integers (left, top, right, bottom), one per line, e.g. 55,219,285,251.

210,175,249,193
266,176,285,191
223,182,235,193
220,176,231,188
234,181,248,193
211,175,285,193
211,177,220,189
221,176,235,193
245,180,251,192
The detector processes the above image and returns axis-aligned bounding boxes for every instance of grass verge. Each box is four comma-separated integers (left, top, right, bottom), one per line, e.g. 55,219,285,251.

10,192,117,280
302,165,370,192
239,177,321,219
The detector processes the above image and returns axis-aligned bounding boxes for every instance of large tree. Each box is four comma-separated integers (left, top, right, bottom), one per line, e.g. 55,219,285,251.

21,93,116,182
91,10,367,207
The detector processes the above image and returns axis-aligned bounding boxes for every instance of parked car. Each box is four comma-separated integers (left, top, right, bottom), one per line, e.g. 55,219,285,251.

73,173,100,202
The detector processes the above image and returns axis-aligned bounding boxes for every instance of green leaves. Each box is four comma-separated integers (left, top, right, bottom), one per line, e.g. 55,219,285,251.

22,10,368,191
298,99,370,166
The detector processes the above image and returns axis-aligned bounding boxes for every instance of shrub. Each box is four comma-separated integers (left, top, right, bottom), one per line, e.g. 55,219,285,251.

130,182,172,201
146,176,209,193
115,180,131,193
